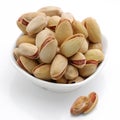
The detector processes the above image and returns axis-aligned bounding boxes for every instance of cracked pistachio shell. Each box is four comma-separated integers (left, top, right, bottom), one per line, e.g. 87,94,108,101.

17,56,38,74
50,54,68,80
17,12,38,34
16,34,35,46
55,19,73,45
68,76,84,84
70,96,89,115
72,20,88,38
37,6,62,16
39,37,58,63
70,52,86,68
33,64,51,80
79,63,97,77
18,43,39,59
35,28,54,48
60,34,85,57
85,49,104,63
89,43,102,51
83,17,101,43
26,14,48,35
64,65,79,80
61,12,74,23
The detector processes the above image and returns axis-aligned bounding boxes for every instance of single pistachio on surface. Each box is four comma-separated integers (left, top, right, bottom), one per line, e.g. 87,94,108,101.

89,43,102,51
17,12,38,34
64,65,79,80
37,6,62,16
26,14,48,35
60,34,85,57
18,43,39,59
16,34,35,46
33,64,51,80
50,54,68,80
72,20,88,38
68,76,84,84
55,19,73,45
83,17,101,43
17,56,38,74
70,52,86,68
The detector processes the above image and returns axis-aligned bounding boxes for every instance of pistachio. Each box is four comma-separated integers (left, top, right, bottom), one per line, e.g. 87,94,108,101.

83,17,101,43
64,65,79,80
61,12,74,23
50,54,68,80
37,6,62,16
26,14,48,35
68,76,84,84
18,43,39,59
85,49,104,63
33,64,51,80
13,48,21,60
70,52,86,68
16,34,35,46
17,56,38,74
60,34,85,57
55,19,73,45
89,43,102,51
72,20,88,38
56,77,68,84
17,12,38,33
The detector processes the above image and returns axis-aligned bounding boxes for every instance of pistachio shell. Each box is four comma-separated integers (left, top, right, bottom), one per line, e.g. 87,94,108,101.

50,54,68,80
60,34,85,57
64,65,79,80
33,64,51,80
55,19,73,45
37,6,62,16
56,77,67,84
18,43,39,59
85,49,104,63
68,76,84,84
16,34,35,46
72,20,88,38
26,14,48,35
83,17,101,43
13,48,21,60
70,52,86,68
79,63,97,77
89,43,102,51
17,56,38,74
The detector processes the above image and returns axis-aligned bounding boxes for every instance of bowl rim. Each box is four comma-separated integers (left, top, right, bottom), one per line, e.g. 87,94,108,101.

10,34,108,89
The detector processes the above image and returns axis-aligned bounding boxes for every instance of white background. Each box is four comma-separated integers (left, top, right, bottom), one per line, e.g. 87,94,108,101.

0,0,119,119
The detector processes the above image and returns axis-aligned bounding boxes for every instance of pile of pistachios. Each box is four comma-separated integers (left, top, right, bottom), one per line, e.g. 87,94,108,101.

14,6,104,84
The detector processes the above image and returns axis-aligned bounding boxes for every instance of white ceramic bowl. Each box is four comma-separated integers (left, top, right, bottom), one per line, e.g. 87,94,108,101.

10,35,108,92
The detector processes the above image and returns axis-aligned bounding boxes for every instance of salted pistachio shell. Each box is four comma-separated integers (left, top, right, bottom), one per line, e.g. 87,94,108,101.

85,49,104,63
17,12,38,34
16,34,35,46
60,34,85,57
70,96,89,115
70,52,86,68
18,43,39,59
72,20,88,38
55,19,73,45
37,6,62,16
64,65,79,80
56,77,68,84
35,28,54,48
47,16,61,29
50,54,68,80
61,12,74,23
83,17,101,43
13,48,21,60
79,63,97,77
33,64,51,80
89,43,102,51
17,56,38,74
26,14,48,35
84,92,98,114
68,76,84,84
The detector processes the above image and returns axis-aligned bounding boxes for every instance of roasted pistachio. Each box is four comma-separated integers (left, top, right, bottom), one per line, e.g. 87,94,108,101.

68,76,84,84
89,43,102,51
56,77,68,84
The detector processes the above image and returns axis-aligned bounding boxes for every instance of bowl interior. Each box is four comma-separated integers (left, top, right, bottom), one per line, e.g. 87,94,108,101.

10,35,108,92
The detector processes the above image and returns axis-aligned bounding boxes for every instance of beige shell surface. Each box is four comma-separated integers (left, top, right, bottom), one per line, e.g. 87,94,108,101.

68,76,84,84
89,43,102,51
